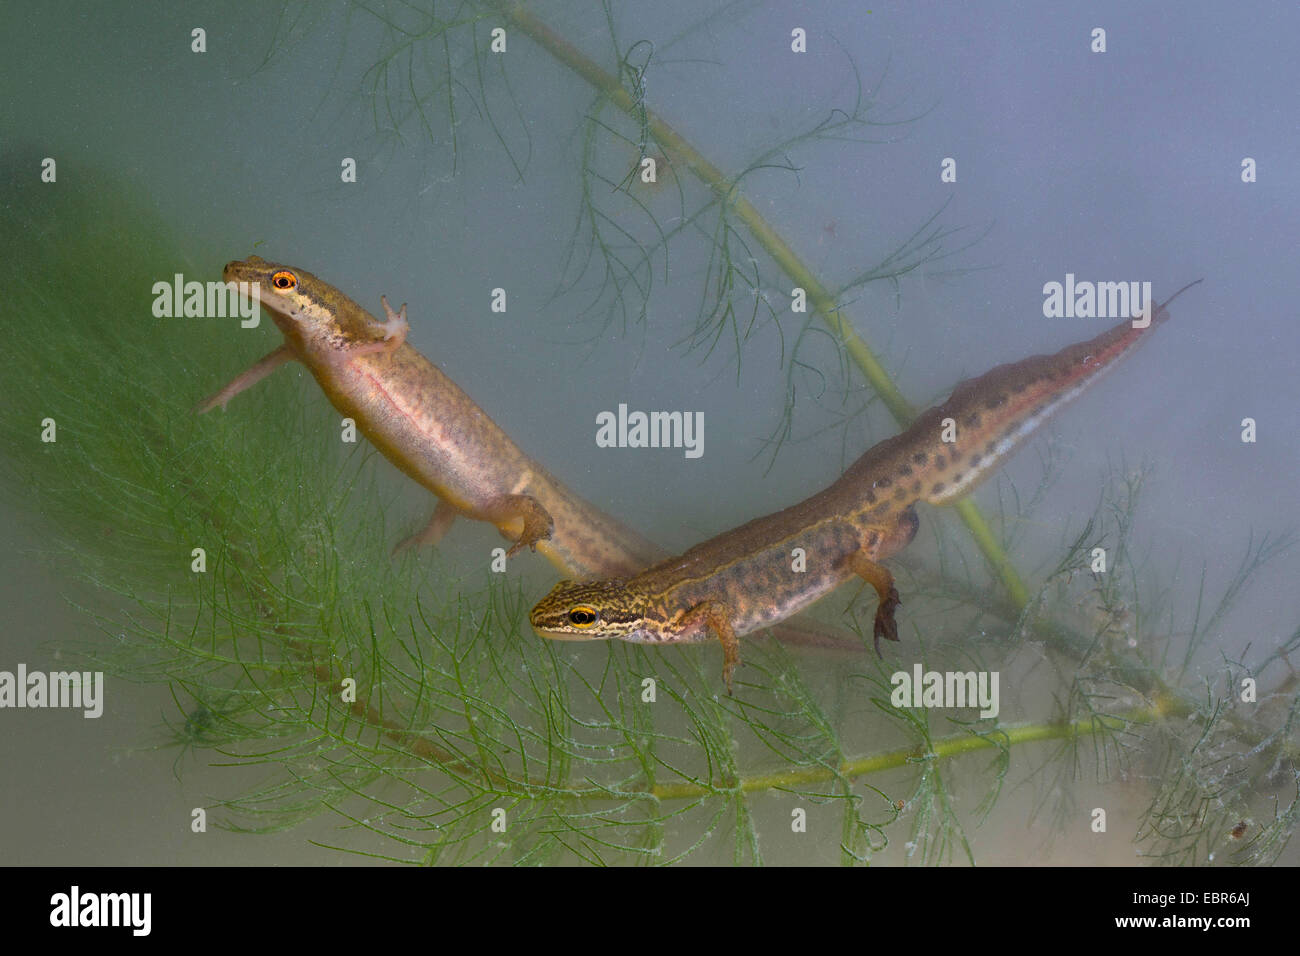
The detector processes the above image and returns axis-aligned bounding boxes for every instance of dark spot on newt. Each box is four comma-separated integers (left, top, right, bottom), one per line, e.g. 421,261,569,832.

932,454,946,469
964,412,981,428
877,477,892,489
969,453,982,468
893,486,907,500
912,452,928,466
912,479,922,493
898,464,913,477
931,482,945,495
864,489,876,505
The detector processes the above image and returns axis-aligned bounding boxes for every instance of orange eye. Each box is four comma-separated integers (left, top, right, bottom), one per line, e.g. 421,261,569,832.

567,606,599,628
271,270,297,291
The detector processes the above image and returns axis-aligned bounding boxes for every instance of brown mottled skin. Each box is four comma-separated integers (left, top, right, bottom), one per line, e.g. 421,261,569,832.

198,256,855,653
532,280,1203,692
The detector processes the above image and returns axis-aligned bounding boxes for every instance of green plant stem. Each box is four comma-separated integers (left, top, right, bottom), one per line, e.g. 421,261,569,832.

493,0,1030,607
649,695,1190,800
951,499,1031,607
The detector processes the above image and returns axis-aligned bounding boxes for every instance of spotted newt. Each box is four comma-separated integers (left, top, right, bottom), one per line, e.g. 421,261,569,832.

530,280,1203,691
199,257,859,655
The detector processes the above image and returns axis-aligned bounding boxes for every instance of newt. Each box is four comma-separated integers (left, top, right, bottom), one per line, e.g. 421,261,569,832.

530,280,1204,692
199,256,662,577
199,257,857,653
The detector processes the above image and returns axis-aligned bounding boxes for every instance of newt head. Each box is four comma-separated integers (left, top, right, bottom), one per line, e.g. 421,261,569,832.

223,255,377,349
530,579,646,642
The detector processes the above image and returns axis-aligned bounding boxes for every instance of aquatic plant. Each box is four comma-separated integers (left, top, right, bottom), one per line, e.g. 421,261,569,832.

1,1,1294,865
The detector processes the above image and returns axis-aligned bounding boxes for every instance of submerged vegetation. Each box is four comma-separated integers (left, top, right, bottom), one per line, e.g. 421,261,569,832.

1,1,1296,864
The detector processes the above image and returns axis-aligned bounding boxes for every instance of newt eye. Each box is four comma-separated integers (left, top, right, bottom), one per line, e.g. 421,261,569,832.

271,270,298,291
567,606,599,628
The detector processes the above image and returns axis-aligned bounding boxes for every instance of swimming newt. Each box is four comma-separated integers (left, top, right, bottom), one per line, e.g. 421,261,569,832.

198,257,859,654
200,256,662,576
530,280,1204,692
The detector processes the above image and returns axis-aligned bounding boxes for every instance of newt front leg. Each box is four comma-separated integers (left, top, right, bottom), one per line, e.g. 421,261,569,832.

194,344,296,413
679,600,741,695
195,296,406,412
346,295,410,357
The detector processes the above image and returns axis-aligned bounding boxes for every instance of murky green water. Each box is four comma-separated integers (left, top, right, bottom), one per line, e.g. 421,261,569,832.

2,0,1296,866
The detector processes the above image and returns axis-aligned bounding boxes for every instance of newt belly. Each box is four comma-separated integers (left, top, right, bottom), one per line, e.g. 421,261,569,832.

530,280,1203,691
198,256,661,578
197,257,858,654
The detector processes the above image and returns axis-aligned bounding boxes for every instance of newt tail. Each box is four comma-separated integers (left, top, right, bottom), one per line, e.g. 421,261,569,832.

880,278,1206,507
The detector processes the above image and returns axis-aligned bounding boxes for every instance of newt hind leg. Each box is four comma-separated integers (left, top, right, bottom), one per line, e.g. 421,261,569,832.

392,499,459,556
393,493,552,559
482,493,554,557
848,506,919,654
396,493,552,559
